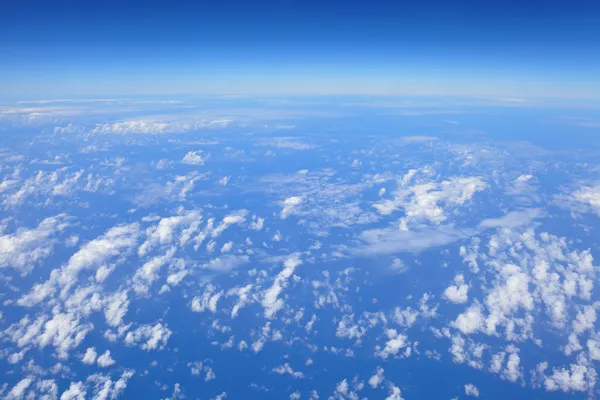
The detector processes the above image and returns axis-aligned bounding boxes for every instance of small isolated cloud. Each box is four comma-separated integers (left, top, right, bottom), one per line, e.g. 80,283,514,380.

280,196,303,219
368,367,385,388
464,383,480,397
443,274,469,304
182,151,210,165
272,363,305,379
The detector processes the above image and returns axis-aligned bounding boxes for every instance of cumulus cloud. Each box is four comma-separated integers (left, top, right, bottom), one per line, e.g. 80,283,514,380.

375,329,409,359
373,175,487,230
0,214,70,274
262,254,302,318
272,363,305,379
81,347,97,364
443,274,469,304
124,323,172,351
464,383,480,397
97,350,116,367
368,367,385,388
182,151,210,165
280,196,303,219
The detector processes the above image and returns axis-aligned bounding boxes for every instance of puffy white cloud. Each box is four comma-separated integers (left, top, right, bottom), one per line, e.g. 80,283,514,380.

537,356,597,394
280,196,303,219
272,363,304,379
81,347,97,365
182,151,210,165
262,254,302,319
191,285,223,313
368,367,385,388
489,348,523,383
563,184,600,215
97,350,116,367
373,175,487,230
132,247,177,294
228,284,254,318
385,385,404,400
375,329,409,359
138,209,203,256
58,223,140,293
220,241,233,253
464,383,480,397
4,377,33,400
452,303,484,335
124,323,172,351
211,210,247,238
452,228,598,344
104,290,130,327
443,274,469,304
2,312,93,359
60,382,86,400
0,214,70,274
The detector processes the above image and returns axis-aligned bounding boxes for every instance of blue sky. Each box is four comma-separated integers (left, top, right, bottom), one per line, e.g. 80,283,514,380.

2,0,600,97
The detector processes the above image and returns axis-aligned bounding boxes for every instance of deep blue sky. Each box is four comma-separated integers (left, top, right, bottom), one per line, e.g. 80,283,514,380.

2,0,600,97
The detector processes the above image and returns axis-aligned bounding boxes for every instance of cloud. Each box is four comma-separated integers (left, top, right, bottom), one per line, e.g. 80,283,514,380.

124,323,172,351
4,377,34,400
464,383,480,397
373,175,487,230
0,214,70,274
375,329,409,359
272,363,305,379
355,224,473,256
60,382,86,400
191,285,224,313
478,208,544,229
182,151,210,165
81,347,97,364
97,350,116,367
280,196,303,219
385,385,404,400
262,254,302,318
368,367,385,388
443,274,469,304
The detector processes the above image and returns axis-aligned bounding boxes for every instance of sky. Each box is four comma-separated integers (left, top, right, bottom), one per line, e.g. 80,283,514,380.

2,0,600,98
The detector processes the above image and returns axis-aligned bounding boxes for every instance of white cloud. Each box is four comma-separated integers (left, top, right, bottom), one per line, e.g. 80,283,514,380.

81,347,97,365
375,329,409,359
124,323,172,351
464,383,480,397
60,382,86,400
280,196,303,219
191,285,223,313
97,350,116,367
220,241,233,253
182,151,210,165
452,303,484,335
262,254,302,318
4,377,33,400
0,214,70,274
372,175,487,230
368,367,385,388
385,385,404,400
443,274,469,304
478,208,544,229
272,363,305,379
